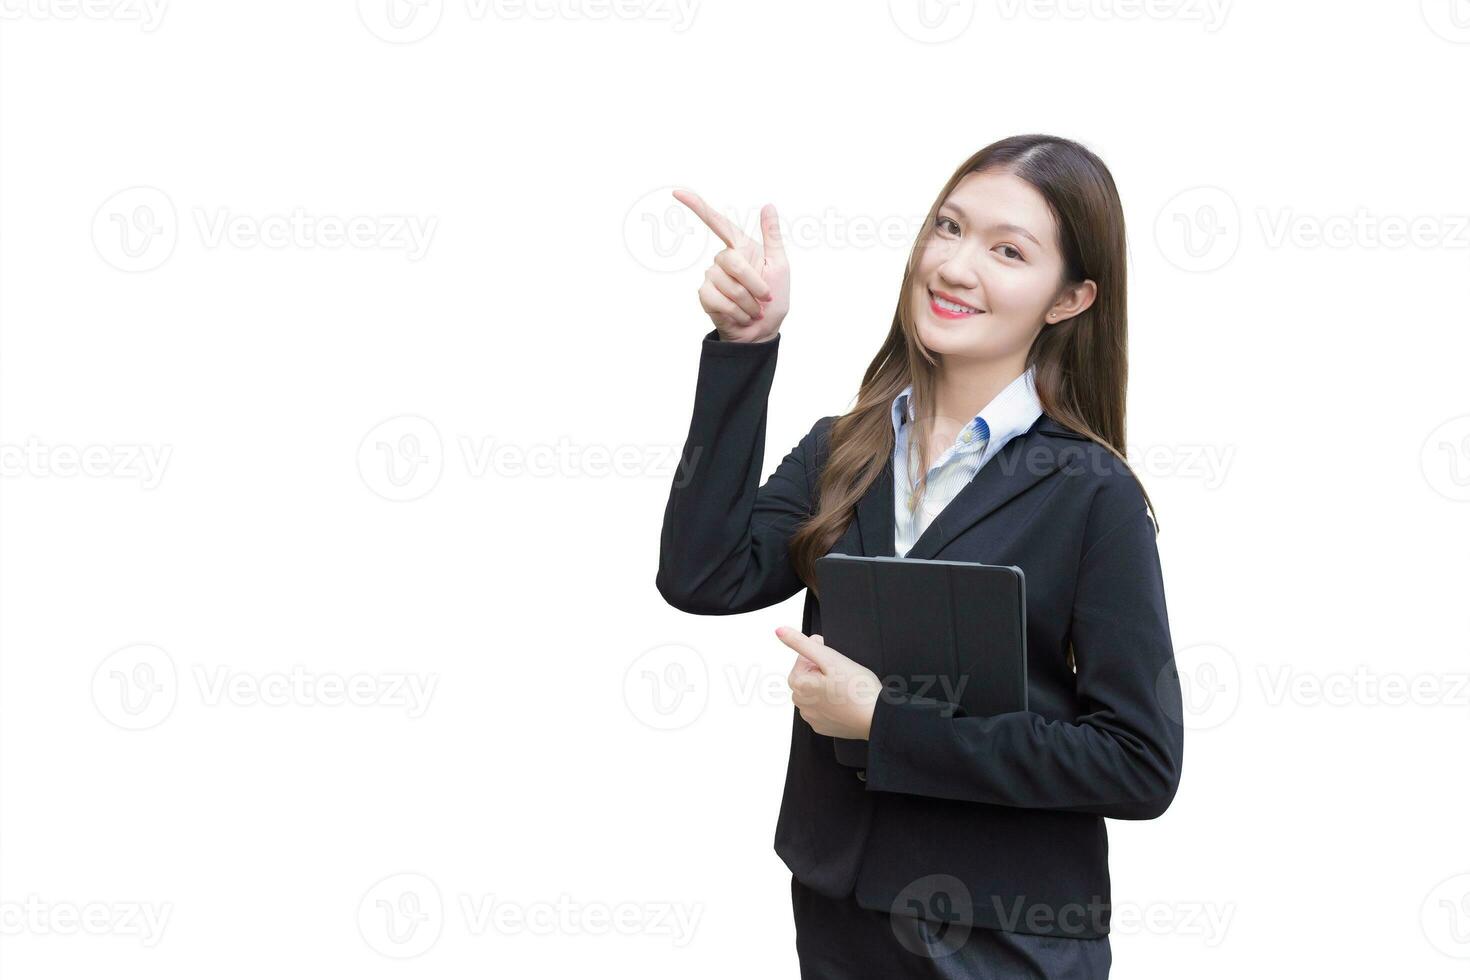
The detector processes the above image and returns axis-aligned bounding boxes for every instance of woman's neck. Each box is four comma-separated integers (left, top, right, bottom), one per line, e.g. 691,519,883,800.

930,353,1030,430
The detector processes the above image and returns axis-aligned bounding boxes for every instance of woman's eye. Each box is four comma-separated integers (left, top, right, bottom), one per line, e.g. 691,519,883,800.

935,216,959,235
996,244,1023,261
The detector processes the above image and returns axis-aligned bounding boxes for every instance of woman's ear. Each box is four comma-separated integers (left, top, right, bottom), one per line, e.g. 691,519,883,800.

1046,279,1098,324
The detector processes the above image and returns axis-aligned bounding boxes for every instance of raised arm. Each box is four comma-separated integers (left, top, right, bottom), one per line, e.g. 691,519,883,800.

656,328,829,615
657,188,825,615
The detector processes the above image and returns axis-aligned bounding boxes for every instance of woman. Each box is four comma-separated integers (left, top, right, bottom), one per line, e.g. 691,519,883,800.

656,134,1184,979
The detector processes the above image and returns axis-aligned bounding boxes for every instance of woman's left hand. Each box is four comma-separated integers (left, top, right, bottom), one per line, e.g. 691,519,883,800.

777,627,881,740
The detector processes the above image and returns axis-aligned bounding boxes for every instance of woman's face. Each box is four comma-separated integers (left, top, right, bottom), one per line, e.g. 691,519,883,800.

909,169,1081,362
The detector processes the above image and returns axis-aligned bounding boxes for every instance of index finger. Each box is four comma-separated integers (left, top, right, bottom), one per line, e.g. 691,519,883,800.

671,187,749,250
776,626,829,670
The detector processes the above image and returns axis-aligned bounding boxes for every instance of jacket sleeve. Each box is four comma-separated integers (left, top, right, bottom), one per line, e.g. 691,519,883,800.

862,496,1185,820
655,328,823,616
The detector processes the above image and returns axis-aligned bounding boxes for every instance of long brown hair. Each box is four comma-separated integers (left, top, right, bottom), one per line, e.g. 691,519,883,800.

789,134,1157,590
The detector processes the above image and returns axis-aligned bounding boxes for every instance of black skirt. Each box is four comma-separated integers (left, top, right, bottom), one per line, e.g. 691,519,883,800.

792,875,1112,979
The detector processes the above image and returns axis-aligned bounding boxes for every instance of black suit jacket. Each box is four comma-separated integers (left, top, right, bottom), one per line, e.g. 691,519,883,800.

656,329,1184,939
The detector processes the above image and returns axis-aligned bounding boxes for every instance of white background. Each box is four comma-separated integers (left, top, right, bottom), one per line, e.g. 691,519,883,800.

3,1,1470,976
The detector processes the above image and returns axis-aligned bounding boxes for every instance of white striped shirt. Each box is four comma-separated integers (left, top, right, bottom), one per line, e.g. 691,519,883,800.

890,366,1044,557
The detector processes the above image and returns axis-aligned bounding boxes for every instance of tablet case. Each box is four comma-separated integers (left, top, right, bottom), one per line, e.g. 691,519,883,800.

814,553,1028,769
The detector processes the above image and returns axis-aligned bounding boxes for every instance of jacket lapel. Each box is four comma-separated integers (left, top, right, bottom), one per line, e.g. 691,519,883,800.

855,413,1085,561
854,454,898,557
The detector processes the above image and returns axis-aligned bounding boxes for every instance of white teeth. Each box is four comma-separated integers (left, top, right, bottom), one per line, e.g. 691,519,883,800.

932,292,980,314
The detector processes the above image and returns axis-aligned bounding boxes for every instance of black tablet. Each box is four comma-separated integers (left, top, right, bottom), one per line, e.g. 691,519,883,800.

814,553,1029,769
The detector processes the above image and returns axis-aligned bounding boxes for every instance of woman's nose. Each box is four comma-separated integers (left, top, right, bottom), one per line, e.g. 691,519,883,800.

937,258,980,289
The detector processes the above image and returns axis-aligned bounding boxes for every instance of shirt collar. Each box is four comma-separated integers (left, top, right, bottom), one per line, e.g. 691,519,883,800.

890,365,1043,455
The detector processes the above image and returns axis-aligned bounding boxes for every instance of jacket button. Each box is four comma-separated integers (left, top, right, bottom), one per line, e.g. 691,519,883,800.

856,769,867,782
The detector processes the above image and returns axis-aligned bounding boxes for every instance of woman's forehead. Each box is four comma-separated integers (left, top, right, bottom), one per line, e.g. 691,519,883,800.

943,170,1056,239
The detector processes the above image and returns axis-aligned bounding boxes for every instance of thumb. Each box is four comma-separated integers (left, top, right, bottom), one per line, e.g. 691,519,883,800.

760,203,785,264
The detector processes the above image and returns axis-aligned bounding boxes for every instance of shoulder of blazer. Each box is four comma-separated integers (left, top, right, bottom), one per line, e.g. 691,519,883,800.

1032,414,1090,441
1032,414,1154,537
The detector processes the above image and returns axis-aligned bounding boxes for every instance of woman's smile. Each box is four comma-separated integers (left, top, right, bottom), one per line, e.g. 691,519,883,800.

928,287,985,319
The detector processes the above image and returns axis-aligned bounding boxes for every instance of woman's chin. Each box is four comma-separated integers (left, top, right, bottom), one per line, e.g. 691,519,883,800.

917,316,1011,361
917,315,978,354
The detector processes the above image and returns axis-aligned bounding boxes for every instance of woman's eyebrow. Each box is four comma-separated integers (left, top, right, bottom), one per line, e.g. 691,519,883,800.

940,202,1043,248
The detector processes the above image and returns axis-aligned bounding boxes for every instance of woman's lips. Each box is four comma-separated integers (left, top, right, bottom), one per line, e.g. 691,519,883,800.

928,289,983,320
